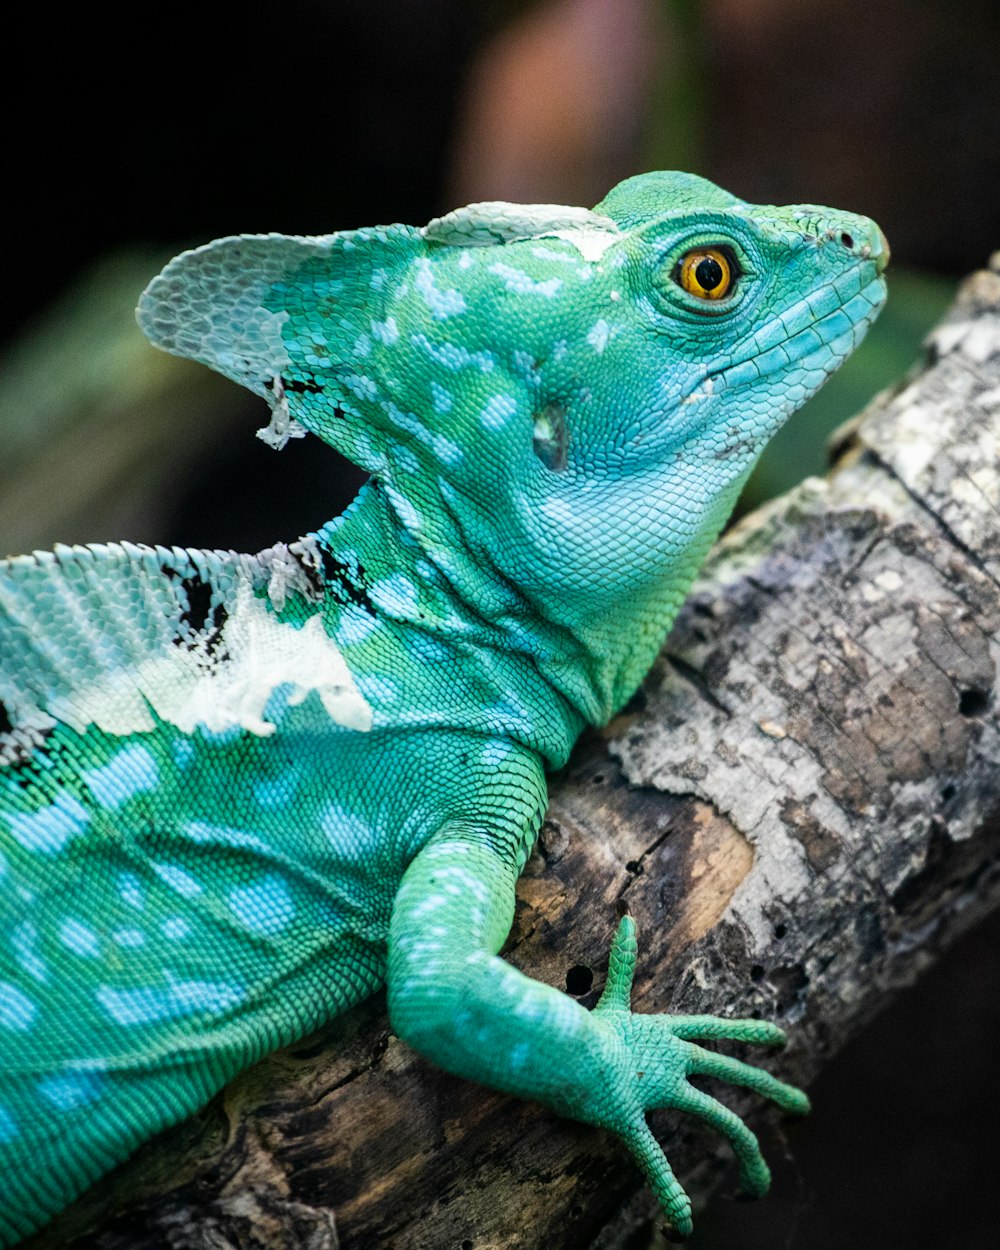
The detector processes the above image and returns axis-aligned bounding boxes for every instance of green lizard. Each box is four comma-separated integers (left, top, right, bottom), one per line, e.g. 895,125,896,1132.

0,171,888,1243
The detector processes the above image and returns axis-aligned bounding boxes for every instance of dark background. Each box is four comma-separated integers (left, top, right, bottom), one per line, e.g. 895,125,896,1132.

2,2,999,1246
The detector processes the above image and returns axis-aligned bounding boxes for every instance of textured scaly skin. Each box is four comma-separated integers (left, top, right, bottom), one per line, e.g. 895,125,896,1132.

0,172,887,1243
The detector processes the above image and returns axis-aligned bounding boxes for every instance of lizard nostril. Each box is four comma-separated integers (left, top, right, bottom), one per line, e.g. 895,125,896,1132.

839,231,855,250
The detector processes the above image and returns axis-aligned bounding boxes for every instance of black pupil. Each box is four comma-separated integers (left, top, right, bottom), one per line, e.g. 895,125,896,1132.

695,255,724,290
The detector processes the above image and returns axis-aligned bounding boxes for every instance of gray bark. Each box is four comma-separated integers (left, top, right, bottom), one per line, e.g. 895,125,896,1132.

25,258,1000,1250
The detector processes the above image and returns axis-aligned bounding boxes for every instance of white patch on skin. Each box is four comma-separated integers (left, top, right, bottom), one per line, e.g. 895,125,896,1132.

184,821,266,851
481,394,517,430
343,374,380,402
351,431,386,474
228,876,295,935
412,333,496,373
394,445,421,475
119,872,145,909
370,317,400,345
587,319,612,354
321,803,381,860
12,922,47,983
37,1073,102,1111
409,635,450,663
548,226,621,262
430,381,454,414
369,573,420,615
96,976,245,1027
0,1104,18,1142
82,744,160,811
6,793,89,856
385,483,424,533
173,740,195,770
151,863,203,898
385,400,463,465
56,583,372,737
58,919,101,958
0,982,37,1031
485,735,515,765
530,245,577,263
511,350,540,383
360,674,400,703
432,434,463,465
409,895,450,922
414,258,468,319
488,263,562,298
334,607,381,648
509,1041,531,1070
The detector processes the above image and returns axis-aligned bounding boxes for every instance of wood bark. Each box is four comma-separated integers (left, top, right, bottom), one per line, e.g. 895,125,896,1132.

25,258,1000,1250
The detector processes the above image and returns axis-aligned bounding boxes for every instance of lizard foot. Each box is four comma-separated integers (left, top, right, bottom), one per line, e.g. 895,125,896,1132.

590,915,809,1238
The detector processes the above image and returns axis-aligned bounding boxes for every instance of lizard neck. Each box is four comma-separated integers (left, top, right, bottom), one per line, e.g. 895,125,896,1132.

550,514,731,725
308,481,588,768
308,474,738,757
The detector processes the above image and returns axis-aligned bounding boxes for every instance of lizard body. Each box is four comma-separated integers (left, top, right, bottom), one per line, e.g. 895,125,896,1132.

0,172,887,1243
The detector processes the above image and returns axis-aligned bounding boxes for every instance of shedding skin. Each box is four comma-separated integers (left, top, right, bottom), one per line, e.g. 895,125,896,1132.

0,171,887,1243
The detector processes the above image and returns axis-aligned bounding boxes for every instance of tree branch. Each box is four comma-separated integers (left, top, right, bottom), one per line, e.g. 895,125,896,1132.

28,257,1000,1250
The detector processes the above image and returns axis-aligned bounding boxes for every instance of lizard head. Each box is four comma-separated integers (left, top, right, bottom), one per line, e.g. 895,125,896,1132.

138,171,887,623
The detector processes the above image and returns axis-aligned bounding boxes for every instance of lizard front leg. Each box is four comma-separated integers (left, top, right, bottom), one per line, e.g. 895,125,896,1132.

387,832,808,1238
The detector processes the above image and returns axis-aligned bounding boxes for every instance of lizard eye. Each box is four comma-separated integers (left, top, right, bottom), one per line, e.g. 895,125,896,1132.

675,247,736,301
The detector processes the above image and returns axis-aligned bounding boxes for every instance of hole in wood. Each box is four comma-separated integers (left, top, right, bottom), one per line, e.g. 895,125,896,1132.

958,686,990,717
565,965,594,995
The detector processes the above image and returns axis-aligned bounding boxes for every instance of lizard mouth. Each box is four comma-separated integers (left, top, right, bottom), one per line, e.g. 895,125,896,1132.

704,267,887,396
